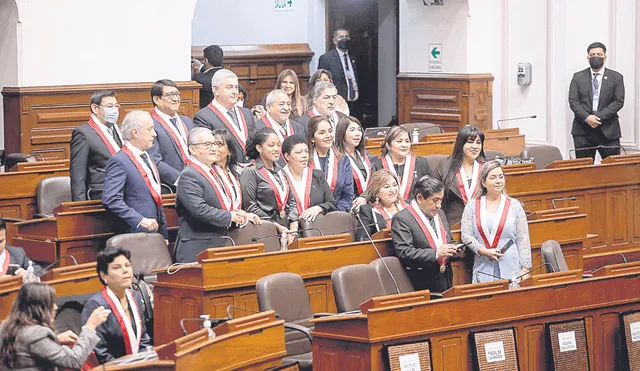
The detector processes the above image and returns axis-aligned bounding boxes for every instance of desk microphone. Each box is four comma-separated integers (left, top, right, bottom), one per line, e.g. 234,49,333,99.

589,253,627,274
568,145,626,159
225,305,280,320
476,270,507,282
220,236,235,246
249,227,323,243
35,254,78,276
515,263,555,280
338,216,392,239
496,115,536,129
476,262,554,283
354,212,400,294
551,197,576,209
179,316,228,336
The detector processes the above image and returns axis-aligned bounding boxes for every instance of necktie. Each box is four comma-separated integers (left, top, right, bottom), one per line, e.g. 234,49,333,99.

427,216,436,231
593,73,600,96
228,109,240,129
343,52,355,101
140,153,158,184
108,126,123,148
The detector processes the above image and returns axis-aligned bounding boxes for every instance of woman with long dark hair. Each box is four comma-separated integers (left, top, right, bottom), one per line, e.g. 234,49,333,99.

437,125,487,225
356,170,406,241
0,282,109,370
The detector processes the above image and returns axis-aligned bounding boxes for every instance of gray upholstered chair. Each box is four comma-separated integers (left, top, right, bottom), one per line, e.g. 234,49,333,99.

484,150,504,160
401,122,443,138
106,232,172,284
331,264,386,312
520,145,563,169
36,176,71,217
540,240,568,273
424,154,448,173
299,211,356,240
228,220,281,251
369,257,415,294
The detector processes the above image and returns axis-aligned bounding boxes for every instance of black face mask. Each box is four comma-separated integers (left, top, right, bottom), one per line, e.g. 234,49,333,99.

337,39,349,51
589,56,604,70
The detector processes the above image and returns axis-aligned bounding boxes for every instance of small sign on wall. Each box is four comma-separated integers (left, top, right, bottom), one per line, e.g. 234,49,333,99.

428,43,443,72
274,0,294,11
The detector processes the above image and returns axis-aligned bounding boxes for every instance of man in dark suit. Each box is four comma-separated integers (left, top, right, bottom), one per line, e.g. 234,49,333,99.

102,110,168,240
318,28,360,115
147,79,194,189
391,176,460,293
192,45,224,108
254,89,306,138
297,82,346,133
175,128,249,262
569,42,625,160
0,218,40,278
193,69,256,162
70,90,123,201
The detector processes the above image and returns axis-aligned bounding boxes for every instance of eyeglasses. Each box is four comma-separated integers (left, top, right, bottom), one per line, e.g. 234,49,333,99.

191,141,223,149
99,104,121,108
163,92,181,99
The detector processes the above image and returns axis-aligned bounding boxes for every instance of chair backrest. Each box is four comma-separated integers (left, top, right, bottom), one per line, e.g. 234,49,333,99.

6,152,36,169
256,272,313,322
106,233,173,282
228,220,281,251
331,264,386,312
401,122,442,138
541,240,569,273
520,145,563,169
300,211,356,240
484,150,504,160
369,257,414,294
36,176,71,216
424,154,449,173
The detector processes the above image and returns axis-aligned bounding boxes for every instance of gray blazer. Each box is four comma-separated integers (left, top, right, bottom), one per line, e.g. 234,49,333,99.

0,323,100,371
148,114,195,185
193,104,256,161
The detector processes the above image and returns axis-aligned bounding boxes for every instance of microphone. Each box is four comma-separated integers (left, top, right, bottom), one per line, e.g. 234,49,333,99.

568,145,626,159
179,315,228,336
354,212,400,294
476,270,507,282
496,115,536,129
589,253,627,274
220,236,235,246
551,197,576,209
515,263,555,280
249,227,323,242
35,254,78,276
226,305,280,320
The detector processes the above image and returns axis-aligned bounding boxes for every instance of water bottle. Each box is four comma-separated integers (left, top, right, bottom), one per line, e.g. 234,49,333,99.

522,149,528,159
201,314,215,340
27,261,34,274
411,128,420,144
280,232,289,251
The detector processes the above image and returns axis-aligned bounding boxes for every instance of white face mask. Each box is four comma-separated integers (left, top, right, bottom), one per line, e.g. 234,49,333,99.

235,100,244,108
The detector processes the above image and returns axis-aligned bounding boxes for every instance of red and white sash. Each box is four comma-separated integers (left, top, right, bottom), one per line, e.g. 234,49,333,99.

348,151,371,195
100,287,142,356
283,166,313,215
261,115,293,143
381,154,416,201
258,167,289,214
88,116,120,155
213,164,242,210
207,103,248,151
188,160,233,211
475,195,511,249
0,249,10,276
309,149,339,192
456,161,481,204
121,145,162,207
151,110,189,164
372,200,405,229
408,200,447,266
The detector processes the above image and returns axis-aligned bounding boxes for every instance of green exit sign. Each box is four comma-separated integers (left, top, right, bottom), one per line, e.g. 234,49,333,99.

274,0,293,11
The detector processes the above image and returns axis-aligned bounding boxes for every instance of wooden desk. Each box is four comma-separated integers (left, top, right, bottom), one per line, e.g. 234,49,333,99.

97,311,286,371
506,155,640,271
312,270,640,370
0,263,102,320
153,239,395,344
11,196,178,265
0,163,69,219
365,128,525,157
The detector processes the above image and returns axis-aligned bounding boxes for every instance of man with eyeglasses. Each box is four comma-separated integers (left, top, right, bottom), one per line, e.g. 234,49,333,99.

147,79,194,190
569,41,625,160
70,90,123,201
297,82,346,134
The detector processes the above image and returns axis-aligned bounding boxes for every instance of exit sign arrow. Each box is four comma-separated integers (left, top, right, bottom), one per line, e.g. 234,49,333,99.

431,47,440,59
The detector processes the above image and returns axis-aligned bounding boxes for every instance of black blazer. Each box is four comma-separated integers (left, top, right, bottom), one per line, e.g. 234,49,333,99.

569,67,625,139
370,155,433,202
356,204,389,241
301,169,337,213
3,245,41,275
391,208,455,293
175,165,234,263
317,48,358,100
81,290,152,364
193,104,256,161
70,122,118,201
192,66,222,109
148,115,195,185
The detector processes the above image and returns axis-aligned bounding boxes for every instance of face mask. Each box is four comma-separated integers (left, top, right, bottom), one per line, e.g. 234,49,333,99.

235,100,244,108
337,39,349,51
589,56,604,70
103,107,119,124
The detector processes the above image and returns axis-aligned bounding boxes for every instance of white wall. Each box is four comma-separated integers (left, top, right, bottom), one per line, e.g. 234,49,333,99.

399,0,640,156
192,0,326,70
378,0,397,126
0,0,19,148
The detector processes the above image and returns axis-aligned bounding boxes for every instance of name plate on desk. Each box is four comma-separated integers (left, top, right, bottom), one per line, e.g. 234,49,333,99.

519,269,583,287
360,290,431,313
289,233,351,250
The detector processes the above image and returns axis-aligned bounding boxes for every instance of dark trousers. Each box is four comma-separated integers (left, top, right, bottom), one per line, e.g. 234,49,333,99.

573,130,621,160
405,265,452,293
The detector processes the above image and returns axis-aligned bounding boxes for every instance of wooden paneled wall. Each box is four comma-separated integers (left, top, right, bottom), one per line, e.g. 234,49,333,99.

2,81,201,160
397,73,493,132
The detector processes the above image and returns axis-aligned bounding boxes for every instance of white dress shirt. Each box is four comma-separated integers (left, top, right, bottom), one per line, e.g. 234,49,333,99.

591,66,605,111
124,142,161,195
91,114,122,150
337,48,359,101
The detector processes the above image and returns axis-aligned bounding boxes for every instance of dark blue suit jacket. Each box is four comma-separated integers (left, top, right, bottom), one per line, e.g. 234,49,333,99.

148,114,194,185
102,150,168,238
317,154,354,212
81,290,151,364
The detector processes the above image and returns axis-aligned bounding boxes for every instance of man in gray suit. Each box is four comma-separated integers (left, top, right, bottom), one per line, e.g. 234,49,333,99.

147,79,194,188
193,69,256,162
70,90,123,201
569,42,625,160
174,128,250,263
